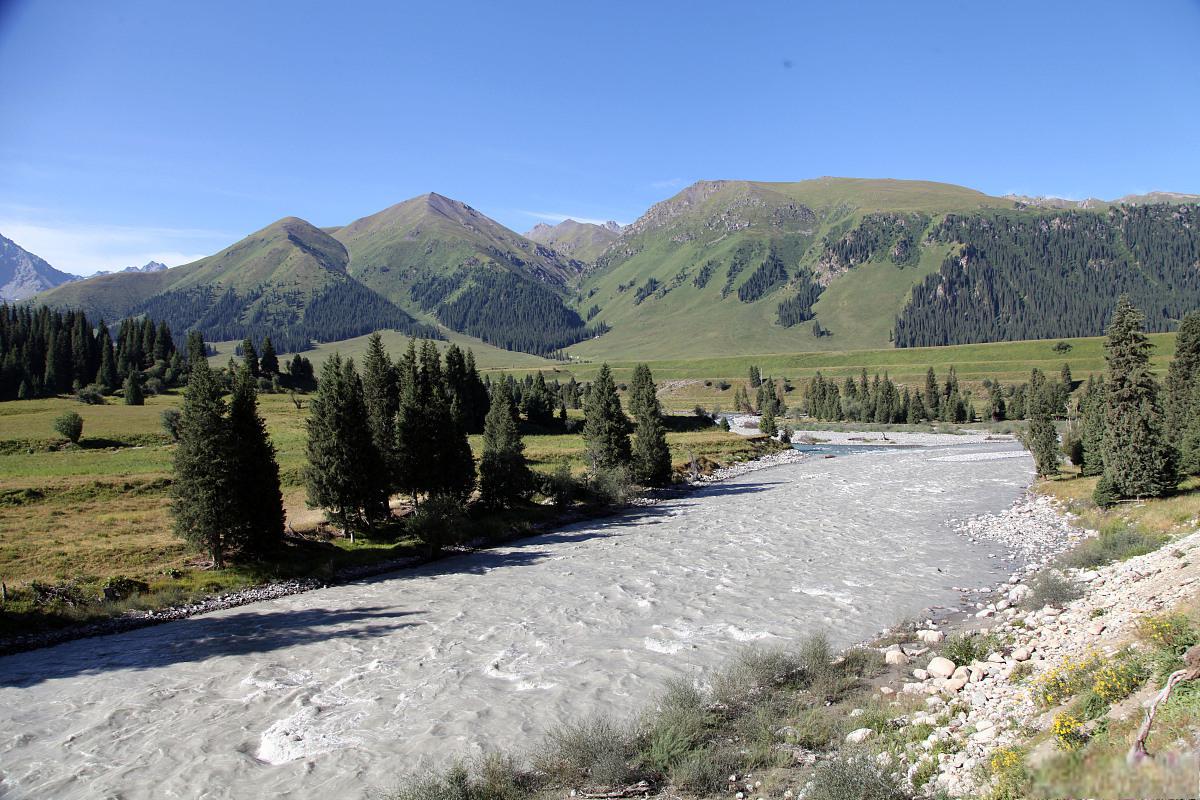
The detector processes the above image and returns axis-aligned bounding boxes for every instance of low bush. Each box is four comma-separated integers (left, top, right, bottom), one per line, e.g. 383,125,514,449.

385,755,531,800
533,716,639,789
1138,612,1199,655
161,409,183,442
76,383,106,404
407,496,467,557
666,744,739,793
711,647,802,713
942,631,1004,666
53,411,84,443
586,466,634,507
1062,524,1166,569
1025,571,1083,609
787,707,841,750
803,751,913,800
101,576,150,602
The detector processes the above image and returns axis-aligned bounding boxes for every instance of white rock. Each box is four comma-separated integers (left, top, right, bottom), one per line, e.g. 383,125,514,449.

917,629,945,645
913,668,930,680
927,657,957,679
1012,647,1031,662
1088,621,1106,635
885,649,910,666
845,728,875,744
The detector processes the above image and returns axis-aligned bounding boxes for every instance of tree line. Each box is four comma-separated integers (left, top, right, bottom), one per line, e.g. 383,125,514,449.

169,334,676,565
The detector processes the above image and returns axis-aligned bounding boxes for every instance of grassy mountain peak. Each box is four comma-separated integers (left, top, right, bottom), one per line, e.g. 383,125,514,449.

525,218,621,263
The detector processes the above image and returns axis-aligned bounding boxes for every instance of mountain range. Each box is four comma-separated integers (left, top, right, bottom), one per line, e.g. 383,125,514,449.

0,233,76,301
20,177,1200,359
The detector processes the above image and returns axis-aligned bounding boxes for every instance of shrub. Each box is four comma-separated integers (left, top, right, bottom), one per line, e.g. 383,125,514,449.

533,716,638,788
787,707,841,750
1050,712,1087,750
53,411,84,443
539,462,577,507
1031,652,1102,708
942,631,1003,666
637,678,711,776
711,647,803,713
986,746,1029,800
101,575,150,602
1063,524,1166,569
804,751,912,800
144,377,163,396
77,384,106,404
1024,570,1083,609
666,745,740,793
587,466,634,507
1138,613,1199,655
385,756,532,800
161,409,183,442
407,496,467,557
1092,473,1118,507
1091,653,1148,704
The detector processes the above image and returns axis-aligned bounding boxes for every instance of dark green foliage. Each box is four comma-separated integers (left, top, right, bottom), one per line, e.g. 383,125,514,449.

53,411,83,443
748,365,761,388
436,271,599,356
1165,312,1200,436
259,336,279,375
522,372,556,426
692,260,717,289
821,212,929,270
171,360,234,566
161,408,182,441
633,278,660,305
123,371,144,405
583,364,631,472
406,495,467,558
226,363,285,554
895,205,1200,347
240,337,259,376
759,402,777,438
305,354,388,538
1179,378,1200,476
479,381,531,508
1079,377,1107,476
775,270,824,327
0,304,178,400
720,241,763,299
1062,524,1166,569
361,333,400,498
395,341,476,503
629,364,672,487
1099,297,1177,500
76,384,105,405
1025,370,1060,477
737,250,789,303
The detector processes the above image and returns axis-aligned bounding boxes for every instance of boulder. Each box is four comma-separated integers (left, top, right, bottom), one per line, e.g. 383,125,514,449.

913,668,930,681
1011,647,1031,662
845,728,875,744
927,657,957,679
917,629,945,645
885,649,910,666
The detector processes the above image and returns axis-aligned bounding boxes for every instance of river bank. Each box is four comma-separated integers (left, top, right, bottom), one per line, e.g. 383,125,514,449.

0,440,799,657
0,435,1028,800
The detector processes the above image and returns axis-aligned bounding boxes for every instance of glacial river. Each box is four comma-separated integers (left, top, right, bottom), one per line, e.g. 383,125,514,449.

0,439,1032,799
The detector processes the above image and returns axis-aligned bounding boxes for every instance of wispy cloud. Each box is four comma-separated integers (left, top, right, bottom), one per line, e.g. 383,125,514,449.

0,219,231,275
519,210,624,226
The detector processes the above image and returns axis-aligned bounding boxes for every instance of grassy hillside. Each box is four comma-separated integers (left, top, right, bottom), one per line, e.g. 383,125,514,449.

525,219,620,263
570,178,1016,360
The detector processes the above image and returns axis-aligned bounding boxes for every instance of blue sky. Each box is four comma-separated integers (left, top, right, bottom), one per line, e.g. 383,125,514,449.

1,0,1198,274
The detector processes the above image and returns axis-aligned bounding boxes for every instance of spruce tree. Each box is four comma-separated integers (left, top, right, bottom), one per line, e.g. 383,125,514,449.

1164,310,1200,444
1079,378,1107,476
259,336,279,375
630,365,672,487
628,363,656,421
305,354,386,539
1177,378,1200,475
124,370,144,405
522,371,556,426
1026,378,1060,477
97,326,118,392
479,381,531,508
988,384,1006,421
361,332,400,499
241,338,259,376
171,359,234,567
227,362,284,554
748,365,761,388
760,400,778,438
186,330,207,368
582,363,631,471
1097,297,1177,502
924,367,940,418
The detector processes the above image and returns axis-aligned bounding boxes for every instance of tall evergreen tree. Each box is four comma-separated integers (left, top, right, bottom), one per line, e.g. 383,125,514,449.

628,363,656,421
1025,374,1060,477
241,337,259,376
1079,377,1107,476
171,359,234,567
227,362,284,554
1097,296,1177,502
629,365,672,487
1177,378,1200,476
96,324,118,392
361,332,400,501
259,336,280,375
522,371,556,426
924,367,940,419
582,363,631,471
305,354,386,539
186,330,207,367
1164,310,1200,444
760,399,778,438
479,381,531,507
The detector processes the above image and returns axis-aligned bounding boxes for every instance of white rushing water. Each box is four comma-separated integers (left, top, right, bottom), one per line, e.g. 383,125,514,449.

0,439,1032,799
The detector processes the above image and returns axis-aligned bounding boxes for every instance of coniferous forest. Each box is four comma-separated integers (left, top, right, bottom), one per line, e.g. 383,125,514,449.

894,205,1200,347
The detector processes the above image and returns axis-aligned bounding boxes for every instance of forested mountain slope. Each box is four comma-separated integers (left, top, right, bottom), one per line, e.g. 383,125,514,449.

568,178,1200,359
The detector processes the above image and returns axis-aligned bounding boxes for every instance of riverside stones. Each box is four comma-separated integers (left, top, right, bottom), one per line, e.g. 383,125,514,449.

927,656,957,679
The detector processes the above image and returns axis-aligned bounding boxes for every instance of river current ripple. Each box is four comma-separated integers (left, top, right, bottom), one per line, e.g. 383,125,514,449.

0,440,1032,799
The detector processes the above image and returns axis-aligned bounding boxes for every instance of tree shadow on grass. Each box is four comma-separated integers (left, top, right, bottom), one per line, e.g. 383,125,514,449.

0,605,420,688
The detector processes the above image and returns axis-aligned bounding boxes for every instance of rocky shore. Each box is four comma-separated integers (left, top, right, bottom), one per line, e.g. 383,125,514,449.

833,488,1196,799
